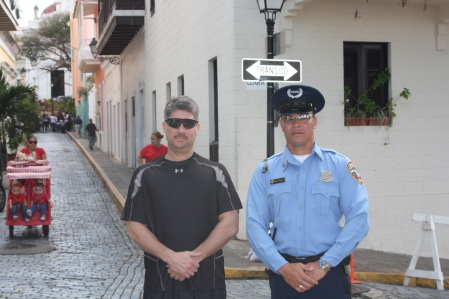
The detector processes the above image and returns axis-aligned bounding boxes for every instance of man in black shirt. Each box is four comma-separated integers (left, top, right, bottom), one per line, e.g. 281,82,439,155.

84,118,97,150
121,96,242,299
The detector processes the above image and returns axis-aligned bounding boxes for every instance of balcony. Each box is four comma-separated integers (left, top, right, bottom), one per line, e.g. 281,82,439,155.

78,38,101,73
0,0,18,31
97,0,145,55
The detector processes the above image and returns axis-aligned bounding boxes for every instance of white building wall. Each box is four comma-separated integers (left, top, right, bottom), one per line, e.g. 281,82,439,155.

271,0,449,258
121,30,146,168
144,0,449,258
102,64,121,161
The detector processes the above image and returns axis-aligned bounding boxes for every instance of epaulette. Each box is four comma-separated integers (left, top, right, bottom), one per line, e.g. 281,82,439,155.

262,158,268,173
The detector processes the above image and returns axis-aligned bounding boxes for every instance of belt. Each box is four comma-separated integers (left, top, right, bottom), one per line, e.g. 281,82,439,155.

279,252,324,264
265,253,351,276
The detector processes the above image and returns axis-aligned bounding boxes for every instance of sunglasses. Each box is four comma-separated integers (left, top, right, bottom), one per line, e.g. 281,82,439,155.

28,141,37,144
165,118,198,129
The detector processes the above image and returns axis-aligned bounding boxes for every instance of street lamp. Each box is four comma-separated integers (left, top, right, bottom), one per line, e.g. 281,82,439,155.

30,56,38,68
19,56,38,79
89,38,120,65
256,0,285,157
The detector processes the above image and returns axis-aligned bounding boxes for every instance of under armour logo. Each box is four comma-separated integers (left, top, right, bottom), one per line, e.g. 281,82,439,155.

175,169,183,173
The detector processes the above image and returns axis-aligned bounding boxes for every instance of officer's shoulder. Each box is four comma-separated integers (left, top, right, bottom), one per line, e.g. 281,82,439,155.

258,152,282,165
320,148,350,161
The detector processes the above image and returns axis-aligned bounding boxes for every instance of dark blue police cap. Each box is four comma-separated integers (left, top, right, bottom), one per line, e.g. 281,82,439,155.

271,85,325,114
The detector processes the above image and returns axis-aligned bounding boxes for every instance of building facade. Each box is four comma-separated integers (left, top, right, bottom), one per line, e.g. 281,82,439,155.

76,0,449,259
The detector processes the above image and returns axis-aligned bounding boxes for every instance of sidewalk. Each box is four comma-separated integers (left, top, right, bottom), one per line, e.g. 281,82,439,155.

68,132,449,289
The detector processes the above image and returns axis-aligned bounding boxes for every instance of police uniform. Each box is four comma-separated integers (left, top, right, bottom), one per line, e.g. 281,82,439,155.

246,85,370,298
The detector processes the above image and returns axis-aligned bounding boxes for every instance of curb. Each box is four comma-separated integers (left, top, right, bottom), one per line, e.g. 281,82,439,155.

225,267,268,279
355,272,449,289
67,133,125,212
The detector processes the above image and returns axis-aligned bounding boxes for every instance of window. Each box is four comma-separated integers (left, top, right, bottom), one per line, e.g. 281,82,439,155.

209,58,218,162
344,42,389,125
152,90,157,131
150,0,155,16
178,75,184,96
166,82,171,102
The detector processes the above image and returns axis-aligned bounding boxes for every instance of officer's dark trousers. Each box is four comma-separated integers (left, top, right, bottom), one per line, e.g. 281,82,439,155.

269,265,351,299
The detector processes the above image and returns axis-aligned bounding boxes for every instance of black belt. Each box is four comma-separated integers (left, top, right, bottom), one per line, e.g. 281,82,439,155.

280,252,324,264
265,253,351,276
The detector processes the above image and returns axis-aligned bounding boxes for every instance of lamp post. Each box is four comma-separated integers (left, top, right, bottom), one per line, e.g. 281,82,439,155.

256,0,285,158
89,38,120,65
19,56,38,80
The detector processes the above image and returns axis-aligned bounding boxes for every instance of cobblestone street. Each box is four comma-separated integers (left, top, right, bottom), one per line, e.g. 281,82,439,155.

0,133,145,298
0,133,273,299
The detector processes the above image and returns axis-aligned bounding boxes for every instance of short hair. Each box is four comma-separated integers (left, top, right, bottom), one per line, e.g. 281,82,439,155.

35,183,44,190
152,131,164,139
11,184,21,190
164,96,199,120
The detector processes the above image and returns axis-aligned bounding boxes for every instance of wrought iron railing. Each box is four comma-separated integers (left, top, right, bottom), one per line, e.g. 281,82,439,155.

98,0,145,36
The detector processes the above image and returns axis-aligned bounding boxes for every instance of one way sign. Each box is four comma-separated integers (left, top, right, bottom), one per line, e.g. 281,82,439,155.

242,58,302,83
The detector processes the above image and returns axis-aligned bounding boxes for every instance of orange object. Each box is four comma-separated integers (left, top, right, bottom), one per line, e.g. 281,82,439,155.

350,253,363,284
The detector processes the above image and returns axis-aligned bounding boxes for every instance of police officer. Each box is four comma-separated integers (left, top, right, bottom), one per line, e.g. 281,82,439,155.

246,85,370,298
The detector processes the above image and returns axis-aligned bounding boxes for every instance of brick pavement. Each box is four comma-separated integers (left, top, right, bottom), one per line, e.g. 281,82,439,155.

0,133,145,298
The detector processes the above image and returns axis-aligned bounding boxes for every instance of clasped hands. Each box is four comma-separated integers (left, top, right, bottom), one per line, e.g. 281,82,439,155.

277,261,327,293
166,251,201,281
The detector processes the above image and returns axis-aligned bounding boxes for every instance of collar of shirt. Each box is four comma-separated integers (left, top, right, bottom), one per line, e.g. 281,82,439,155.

280,143,324,171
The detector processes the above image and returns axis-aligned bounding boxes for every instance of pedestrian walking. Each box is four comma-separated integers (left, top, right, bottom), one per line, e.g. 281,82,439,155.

246,85,370,299
136,131,168,166
121,96,242,299
85,118,98,150
50,113,57,132
74,116,83,137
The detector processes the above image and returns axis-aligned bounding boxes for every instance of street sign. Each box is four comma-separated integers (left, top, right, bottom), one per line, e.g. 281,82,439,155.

242,58,301,83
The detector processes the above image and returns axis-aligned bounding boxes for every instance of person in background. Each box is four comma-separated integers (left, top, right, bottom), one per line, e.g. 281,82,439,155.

246,85,370,299
136,131,168,166
85,118,98,150
20,136,47,160
27,183,52,221
41,114,48,133
74,115,83,137
9,184,29,221
50,113,57,132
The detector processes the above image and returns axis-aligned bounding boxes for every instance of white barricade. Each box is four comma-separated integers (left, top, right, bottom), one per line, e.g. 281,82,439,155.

404,213,449,290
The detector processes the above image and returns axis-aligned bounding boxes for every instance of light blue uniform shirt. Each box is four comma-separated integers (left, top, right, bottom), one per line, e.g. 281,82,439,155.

246,143,370,273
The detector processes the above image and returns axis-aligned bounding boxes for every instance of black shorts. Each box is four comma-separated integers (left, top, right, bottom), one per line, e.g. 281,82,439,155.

145,288,225,299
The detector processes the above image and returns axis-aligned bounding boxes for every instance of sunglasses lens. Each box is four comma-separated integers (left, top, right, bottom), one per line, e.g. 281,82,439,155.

166,119,198,129
182,119,197,129
29,141,37,144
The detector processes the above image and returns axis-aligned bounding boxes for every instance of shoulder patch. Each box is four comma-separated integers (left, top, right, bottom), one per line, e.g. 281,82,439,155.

346,161,363,185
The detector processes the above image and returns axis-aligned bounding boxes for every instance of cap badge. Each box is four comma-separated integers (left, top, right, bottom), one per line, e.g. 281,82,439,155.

287,88,303,99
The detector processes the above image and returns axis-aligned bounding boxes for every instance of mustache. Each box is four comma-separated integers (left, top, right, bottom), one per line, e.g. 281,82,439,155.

174,134,187,138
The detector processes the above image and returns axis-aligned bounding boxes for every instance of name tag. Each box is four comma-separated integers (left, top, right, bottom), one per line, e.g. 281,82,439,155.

270,178,285,184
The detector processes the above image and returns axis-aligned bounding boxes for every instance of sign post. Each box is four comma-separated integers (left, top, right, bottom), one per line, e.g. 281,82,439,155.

242,58,302,157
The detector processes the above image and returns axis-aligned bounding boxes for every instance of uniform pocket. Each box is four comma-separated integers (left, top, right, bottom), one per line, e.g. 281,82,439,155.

267,183,292,217
311,183,339,216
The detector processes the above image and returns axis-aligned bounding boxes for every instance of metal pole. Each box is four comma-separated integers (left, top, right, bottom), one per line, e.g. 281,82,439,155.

266,19,275,158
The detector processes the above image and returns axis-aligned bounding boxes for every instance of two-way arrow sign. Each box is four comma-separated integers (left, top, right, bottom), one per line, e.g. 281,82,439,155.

242,58,302,83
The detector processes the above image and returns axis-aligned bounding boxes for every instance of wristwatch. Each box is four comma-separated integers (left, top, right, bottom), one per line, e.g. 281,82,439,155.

318,259,331,273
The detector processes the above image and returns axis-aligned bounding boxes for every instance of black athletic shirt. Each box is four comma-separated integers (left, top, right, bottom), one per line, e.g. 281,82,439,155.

121,152,242,292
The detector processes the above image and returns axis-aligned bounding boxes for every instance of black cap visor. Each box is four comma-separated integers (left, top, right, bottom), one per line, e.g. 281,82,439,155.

279,100,315,114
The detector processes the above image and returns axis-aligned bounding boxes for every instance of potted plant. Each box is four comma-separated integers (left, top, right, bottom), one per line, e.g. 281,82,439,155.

344,67,410,126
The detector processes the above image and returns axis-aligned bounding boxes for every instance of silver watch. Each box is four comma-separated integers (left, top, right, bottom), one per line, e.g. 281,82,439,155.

318,259,330,273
